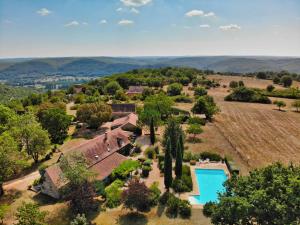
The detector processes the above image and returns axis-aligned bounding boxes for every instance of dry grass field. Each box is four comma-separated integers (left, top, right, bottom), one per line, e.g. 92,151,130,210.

183,75,300,174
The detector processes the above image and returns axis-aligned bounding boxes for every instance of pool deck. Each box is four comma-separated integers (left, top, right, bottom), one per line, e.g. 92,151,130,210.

181,161,230,209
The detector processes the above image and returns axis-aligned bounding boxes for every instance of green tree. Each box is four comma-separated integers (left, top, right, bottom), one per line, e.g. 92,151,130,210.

104,81,122,95
186,124,203,143
39,108,72,144
121,178,151,212
192,96,219,121
10,113,50,163
266,84,275,92
256,72,267,79
0,132,23,196
273,76,280,84
281,75,293,87
229,81,238,89
194,87,207,97
163,118,182,158
150,117,155,145
114,89,128,101
164,139,173,191
175,140,182,178
206,163,300,225
70,214,88,225
273,100,286,111
144,93,174,120
292,100,300,112
167,83,183,96
60,152,96,214
15,202,47,225
0,104,16,134
77,102,112,129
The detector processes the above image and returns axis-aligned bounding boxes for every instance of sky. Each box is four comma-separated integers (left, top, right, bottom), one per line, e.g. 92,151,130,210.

0,0,300,58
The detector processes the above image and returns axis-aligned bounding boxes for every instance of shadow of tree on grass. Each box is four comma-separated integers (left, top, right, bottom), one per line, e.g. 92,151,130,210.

117,212,148,225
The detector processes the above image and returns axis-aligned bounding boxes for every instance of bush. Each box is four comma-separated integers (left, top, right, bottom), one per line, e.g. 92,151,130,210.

183,151,194,162
225,87,271,104
200,151,223,161
173,95,193,103
203,201,217,217
190,160,196,165
182,165,191,176
166,195,181,218
94,180,105,196
194,87,207,96
144,147,156,159
143,159,152,166
111,160,140,180
142,165,152,177
188,117,206,125
149,182,161,206
167,83,183,96
105,179,124,208
154,146,160,154
135,127,142,136
178,200,192,219
157,154,165,164
159,192,175,205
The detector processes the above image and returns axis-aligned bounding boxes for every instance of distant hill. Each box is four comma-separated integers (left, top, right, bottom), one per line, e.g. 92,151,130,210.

0,56,299,83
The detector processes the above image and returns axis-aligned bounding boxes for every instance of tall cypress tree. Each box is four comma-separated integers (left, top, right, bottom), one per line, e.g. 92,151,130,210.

164,138,173,191
164,118,180,158
175,139,182,178
150,117,155,145
179,131,184,157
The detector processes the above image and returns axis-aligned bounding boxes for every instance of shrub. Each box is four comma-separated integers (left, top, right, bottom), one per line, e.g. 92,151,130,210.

166,195,180,218
183,151,194,162
149,182,161,206
203,201,217,217
154,146,160,154
182,165,191,176
111,160,140,180
144,147,156,159
94,180,105,196
190,160,196,165
135,127,142,136
167,83,183,96
200,151,223,161
188,117,206,125
159,192,175,205
173,95,193,103
266,85,275,92
225,87,271,104
172,179,190,193
143,159,152,166
178,200,192,219
142,165,152,177
194,87,208,96
157,154,165,164
105,179,124,208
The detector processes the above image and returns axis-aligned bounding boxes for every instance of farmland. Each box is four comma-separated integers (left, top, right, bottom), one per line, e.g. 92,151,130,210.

183,75,300,174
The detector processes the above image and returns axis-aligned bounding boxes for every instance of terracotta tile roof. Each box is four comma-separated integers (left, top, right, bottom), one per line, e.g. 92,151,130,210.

126,86,144,94
44,164,66,189
63,128,131,166
90,152,127,180
111,104,136,113
111,113,138,128
44,128,132,191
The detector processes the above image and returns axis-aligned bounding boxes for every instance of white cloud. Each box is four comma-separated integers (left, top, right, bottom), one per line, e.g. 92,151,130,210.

64,21,80,27
131,8,140,14
82,22,88,26
200,24,210,28
185,10,204,17
37,8,52,16
116,7,123,12
204,12,215,17
118,19,134,26
120,0,152,7
99,19,107,24
219,24,241,31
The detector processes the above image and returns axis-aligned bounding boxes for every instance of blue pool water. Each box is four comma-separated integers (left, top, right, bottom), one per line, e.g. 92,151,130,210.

189,169,227,205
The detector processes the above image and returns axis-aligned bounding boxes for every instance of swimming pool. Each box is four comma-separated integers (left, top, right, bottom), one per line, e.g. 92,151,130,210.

189,169,227,205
